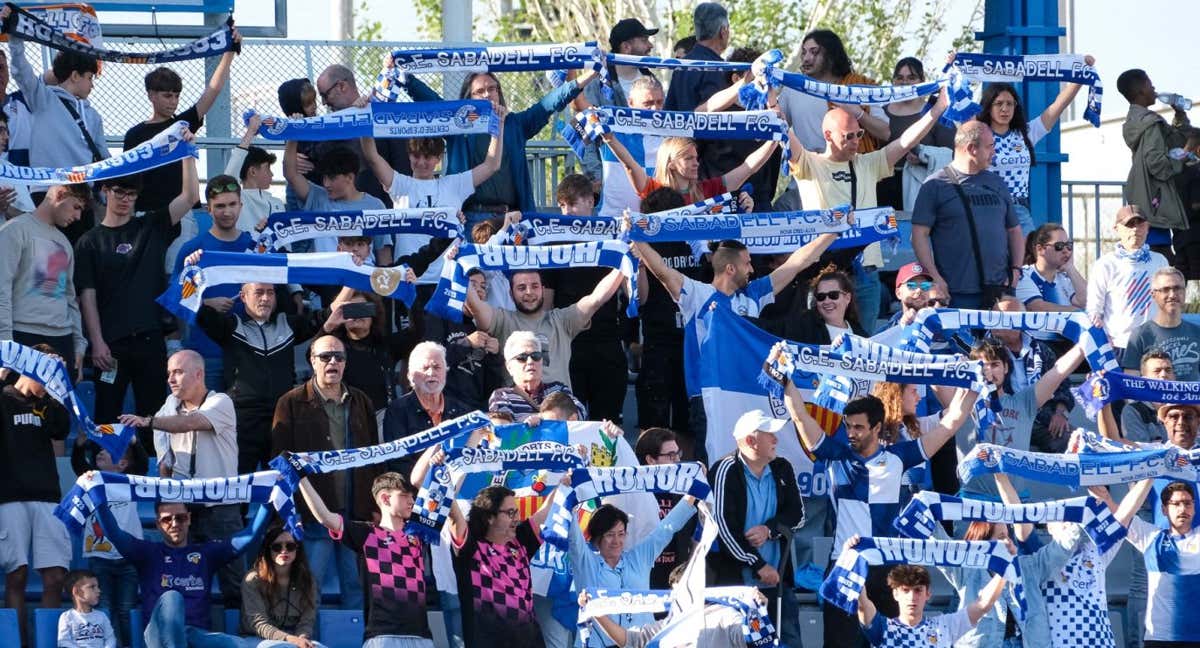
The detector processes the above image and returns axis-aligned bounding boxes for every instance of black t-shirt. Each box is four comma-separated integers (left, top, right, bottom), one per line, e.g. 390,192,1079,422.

0,386,69,503
454,520,545,648
74,208,180,341
338,520,431,640
123,106,204,213
545,266,620,343
648,492,695,590
640,242,705,347
338,335,392,412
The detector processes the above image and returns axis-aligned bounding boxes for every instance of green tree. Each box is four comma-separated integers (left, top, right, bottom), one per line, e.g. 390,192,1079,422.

413,0,445,40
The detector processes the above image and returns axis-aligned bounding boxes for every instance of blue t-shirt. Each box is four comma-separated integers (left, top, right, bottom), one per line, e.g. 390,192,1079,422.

813,435,927,559
743,462,780,572
171,230,255,358
123,537,236,629
677,275,775,398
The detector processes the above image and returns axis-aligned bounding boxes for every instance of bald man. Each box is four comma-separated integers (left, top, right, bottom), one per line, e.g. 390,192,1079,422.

768,87,949,332
911,121,1023,310
118,348,242,605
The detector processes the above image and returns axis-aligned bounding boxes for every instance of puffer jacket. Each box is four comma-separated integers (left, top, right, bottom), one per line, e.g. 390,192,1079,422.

1123,104,1190,229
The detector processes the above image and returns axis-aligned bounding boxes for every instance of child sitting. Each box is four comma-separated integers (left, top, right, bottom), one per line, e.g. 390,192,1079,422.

57,569,116,648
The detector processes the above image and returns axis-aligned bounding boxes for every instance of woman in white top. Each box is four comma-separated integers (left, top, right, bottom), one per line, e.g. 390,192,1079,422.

974,54,1095,234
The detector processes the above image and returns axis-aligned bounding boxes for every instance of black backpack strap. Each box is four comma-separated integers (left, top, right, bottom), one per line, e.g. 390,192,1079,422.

57,96,105,163
847,159,857,209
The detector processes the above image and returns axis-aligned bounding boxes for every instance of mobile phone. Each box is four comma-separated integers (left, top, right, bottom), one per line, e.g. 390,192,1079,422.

341,302,377,320
99,358,119,385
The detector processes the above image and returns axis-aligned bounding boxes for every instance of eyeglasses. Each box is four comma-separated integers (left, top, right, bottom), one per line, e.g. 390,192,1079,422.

1121,216,1148,227
814,290,844,302
496,507,519,518
270,541,299,553
313,351,347,364
158,513,190,526
843,129,866,141
470,83,501,99
656,450,683,460
513,352,544,363
1048,241,1074,252
927,298,948,307
904,280,933,291
1154,285,1185,294
109,187,139,200
318,79,343,103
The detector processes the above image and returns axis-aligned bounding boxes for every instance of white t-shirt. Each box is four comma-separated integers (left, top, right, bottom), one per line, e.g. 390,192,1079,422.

1126,516,1200,643
1085,249,1169,349
57,608,116,648
388,170,474,282
83,500,143,560
153,391,238,481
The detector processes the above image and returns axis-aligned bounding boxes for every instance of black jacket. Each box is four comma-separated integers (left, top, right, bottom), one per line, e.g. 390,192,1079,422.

760,308,869,346
196,307,320,410
708,451,805,584
382,391,472,477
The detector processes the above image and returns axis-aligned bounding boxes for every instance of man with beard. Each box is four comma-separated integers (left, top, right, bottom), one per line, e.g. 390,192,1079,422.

465,267,626,390
382,342,470,477
780,375,979,648
870,262,937,346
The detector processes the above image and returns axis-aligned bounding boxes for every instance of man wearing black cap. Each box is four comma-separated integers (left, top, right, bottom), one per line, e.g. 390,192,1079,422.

74,130,200,441
580,18,660,190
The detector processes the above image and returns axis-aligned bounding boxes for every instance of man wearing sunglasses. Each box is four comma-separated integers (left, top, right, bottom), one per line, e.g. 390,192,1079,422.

1085,205,1169,357
271,334,384,611
87,479,273,647
871,262,950,351
1122,267,1200,382
75,130,200,447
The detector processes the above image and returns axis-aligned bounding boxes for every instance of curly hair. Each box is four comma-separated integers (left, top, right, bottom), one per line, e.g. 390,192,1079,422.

872,382,920,444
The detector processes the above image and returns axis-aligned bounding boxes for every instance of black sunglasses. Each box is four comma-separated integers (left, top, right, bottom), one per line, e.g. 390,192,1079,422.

1048,241,1074,252
313,351,346,364
815,290,844,302
927,298,948,307
513,351,544,363
270,541,299,553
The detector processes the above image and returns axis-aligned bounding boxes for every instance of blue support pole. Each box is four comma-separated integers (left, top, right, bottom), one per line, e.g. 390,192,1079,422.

980,0,1067,226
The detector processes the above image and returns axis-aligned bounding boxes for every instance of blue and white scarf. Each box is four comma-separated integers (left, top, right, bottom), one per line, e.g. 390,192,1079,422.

959,442,1200,489
159,251,417,322
541,463,710,549
821,537,1024,619
903,308,1119,372
578,586,776,648
408,443,587,544
269,411,489,537
252,208,462,252
245,100,499,142
627,204,851,254
2,6,239,64
55,470,284,535
424,240,639,322
1114,243,1153,264
895,491,1127,554
1074,371,1200,419
503,213,620,245
948,53,1102,127
0,120,197,186
21,5,103,48
578,106,788,142
0,340,135,460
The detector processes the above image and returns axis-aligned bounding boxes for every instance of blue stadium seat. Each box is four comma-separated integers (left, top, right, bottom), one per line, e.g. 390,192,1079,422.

224,607,240,634
34,607,65,648
0,608,20,647
129,608,145,648
317,609,364,648
796,608,823,647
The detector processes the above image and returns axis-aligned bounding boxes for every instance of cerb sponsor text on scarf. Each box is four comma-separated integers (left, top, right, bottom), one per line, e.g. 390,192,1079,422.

3,3,239,64
246,99,498,142
0,340,135,460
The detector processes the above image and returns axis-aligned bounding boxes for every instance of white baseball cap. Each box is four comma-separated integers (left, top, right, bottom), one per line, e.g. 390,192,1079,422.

733,409,788,440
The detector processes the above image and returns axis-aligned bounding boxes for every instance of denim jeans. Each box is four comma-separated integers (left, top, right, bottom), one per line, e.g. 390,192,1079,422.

144,590,243,648
1013,202,1035,236
303,524,363,609
533,594,575,648
1128,554,1147,648
90,556,139,647
854,264,882,332
440,589,465,648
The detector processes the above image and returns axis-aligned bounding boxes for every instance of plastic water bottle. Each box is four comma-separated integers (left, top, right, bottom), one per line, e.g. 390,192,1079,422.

1158,93,1193,111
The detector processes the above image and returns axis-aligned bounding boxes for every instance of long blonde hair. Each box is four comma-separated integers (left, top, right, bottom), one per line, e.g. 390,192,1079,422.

872,382,920,444
653,137,703,202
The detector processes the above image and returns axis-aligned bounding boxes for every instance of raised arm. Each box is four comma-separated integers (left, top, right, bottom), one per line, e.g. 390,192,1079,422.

282,139,312,202
90,477,138,557
769,228,842,294
464,275,497,332
575,268,625,320
1037,56,1094,131
994,473,1032,542
966,572,1007,625
918,388,979,458
359,136,396,190
694,77,749,113
629,239,685,302
722,139,781,191
296,473,344,534
169,143,201,226
600,132,650,194
1033,345,1085,408
883,87,950,166
781,369,827,451
856,579,877,628
1113,478,1154,527
195,28,241,118
1098,402,1135,445
471,105,507,187
229,500,273,555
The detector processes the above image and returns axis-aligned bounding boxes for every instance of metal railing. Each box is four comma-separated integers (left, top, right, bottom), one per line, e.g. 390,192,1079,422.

1061,180,1126,275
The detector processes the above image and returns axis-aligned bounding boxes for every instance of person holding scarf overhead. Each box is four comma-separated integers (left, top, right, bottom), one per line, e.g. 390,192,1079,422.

392,60,598,224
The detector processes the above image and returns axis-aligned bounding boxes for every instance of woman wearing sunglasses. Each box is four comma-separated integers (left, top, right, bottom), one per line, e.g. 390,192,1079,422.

1015,224,1088,320
488,331,585,422
763,265,868,345
240,525,325,647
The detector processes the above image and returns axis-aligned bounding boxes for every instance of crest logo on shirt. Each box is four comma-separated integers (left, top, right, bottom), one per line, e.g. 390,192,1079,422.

927,633,938,644
115,243,133,255
187,552,201,564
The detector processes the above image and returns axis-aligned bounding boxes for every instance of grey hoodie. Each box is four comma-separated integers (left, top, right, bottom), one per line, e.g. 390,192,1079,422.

10,37,107,169
1123,103,1189,229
